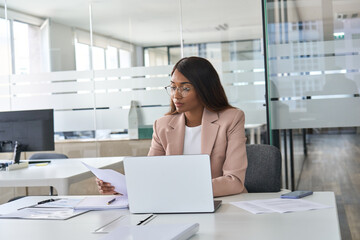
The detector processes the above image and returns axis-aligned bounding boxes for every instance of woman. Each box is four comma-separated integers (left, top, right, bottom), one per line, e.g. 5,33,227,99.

97,56,248,197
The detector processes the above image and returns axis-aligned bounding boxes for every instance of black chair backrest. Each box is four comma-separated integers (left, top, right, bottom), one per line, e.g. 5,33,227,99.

244,144,282,192
29,153,68,160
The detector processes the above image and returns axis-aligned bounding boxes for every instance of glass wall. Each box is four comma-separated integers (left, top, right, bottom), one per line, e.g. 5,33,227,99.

264,0,360,188
0,2,11,111
0,1,267,157
266,0,360,130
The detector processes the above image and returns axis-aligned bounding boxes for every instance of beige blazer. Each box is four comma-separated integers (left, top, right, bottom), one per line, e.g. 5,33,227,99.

148,107,248,197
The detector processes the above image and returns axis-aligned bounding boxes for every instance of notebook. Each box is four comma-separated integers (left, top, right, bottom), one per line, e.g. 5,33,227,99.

100,223,199,240
123,154,221,213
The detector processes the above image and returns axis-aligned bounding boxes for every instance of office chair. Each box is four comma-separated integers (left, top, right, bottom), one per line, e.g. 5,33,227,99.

29,153,69,195
29,153,68,160
244,144,282,192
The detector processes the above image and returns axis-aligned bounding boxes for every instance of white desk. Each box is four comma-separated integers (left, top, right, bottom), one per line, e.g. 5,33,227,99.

0,192,341,240
0,157,124,195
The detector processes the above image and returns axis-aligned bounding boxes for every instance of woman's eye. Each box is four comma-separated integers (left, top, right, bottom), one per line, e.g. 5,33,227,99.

170,86,177,90
183,87,191,92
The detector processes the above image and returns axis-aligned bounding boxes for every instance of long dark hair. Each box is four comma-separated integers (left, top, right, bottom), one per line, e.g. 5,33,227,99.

166,56,232,115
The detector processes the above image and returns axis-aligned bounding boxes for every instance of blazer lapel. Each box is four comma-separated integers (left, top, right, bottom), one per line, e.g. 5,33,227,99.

165,113,186,155
201,108,219,156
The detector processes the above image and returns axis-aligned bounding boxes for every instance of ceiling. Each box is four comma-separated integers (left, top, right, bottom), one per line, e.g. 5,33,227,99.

2,0,263,47
2,0,360,47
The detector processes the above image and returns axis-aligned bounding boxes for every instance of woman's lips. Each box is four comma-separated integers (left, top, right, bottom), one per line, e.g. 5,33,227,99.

174,102,183,107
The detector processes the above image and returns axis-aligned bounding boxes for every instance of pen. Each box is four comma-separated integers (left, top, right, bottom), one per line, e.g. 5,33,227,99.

137,214,155,225
37,198,58,205
107,198,116,205
17,198,59,210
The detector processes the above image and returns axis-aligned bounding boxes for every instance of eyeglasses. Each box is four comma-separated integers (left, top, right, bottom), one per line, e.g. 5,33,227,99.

165,85,192,97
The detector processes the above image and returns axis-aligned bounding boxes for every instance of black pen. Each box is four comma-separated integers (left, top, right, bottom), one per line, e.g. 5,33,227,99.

107,198,116,205
17,198,59,210
137,214,154,225
37,198,57,205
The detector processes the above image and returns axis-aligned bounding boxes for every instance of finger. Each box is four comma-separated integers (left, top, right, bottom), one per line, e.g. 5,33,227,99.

100,185,115,192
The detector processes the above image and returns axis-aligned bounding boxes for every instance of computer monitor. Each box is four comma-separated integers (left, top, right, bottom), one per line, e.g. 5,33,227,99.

0,109,54,163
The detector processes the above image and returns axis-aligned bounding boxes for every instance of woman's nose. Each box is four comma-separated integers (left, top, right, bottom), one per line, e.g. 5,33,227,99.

173,88,183,98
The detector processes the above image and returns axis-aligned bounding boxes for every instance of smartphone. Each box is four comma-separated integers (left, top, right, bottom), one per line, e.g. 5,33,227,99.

280,190,313,199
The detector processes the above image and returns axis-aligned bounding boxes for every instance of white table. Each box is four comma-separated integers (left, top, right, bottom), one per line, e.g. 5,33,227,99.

0,192,341,240
0,157,124,195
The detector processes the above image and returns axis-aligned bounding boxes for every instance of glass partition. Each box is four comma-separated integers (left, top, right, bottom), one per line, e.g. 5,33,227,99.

1,0,269,157
0,1,97,156
264,0,360,188
0,1,11,110
90,1,180,143
181,0,267,129
265,0,360,130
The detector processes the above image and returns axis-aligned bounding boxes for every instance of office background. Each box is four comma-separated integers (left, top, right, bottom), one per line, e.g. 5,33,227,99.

0,0,359,239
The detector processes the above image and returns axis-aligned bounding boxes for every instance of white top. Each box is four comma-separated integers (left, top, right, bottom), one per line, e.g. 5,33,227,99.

183,125,202,155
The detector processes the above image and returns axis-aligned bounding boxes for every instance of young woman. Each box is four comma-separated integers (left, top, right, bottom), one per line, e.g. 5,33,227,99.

97,56,248,197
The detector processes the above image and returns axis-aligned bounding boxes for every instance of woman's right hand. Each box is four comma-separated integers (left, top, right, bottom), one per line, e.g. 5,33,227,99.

95,178,119,195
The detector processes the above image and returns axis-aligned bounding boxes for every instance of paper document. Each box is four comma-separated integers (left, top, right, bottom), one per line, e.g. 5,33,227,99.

75,195,128,210
100,223,199,240
34,198,83,208
0,208,88,220
231,198,332,214
82,162,127,196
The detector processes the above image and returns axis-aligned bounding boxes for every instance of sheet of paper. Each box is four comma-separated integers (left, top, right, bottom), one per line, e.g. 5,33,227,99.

75,195,128,210
231,201,274,214
0,208,88,220
82,162,127,196
231,198,332,214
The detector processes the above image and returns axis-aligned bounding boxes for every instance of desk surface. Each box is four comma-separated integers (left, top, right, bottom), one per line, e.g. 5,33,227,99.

0,157,124,195
0,192,341,240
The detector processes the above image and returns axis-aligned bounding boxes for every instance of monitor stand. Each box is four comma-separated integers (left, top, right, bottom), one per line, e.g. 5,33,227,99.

7,141,29,171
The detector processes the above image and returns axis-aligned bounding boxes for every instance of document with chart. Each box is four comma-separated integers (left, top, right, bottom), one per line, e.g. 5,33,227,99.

0,208,88,220
231,198,332,214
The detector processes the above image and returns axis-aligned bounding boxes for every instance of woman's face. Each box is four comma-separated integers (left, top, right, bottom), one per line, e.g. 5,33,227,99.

170,69,203,114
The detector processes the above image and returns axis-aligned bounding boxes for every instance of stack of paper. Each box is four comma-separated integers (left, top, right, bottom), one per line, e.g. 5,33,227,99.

231,198,332,214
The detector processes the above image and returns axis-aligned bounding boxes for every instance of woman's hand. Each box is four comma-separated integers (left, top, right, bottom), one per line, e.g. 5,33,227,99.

95,178,119,195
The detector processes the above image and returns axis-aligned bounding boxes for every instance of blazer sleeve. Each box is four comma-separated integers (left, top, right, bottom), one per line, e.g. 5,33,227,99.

148,119,166,156
212,110,248,197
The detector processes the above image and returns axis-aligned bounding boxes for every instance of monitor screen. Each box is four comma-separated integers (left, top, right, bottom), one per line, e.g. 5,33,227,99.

0,109,54,157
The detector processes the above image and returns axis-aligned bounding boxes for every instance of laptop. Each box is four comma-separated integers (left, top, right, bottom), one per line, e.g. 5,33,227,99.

123,154,222,214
